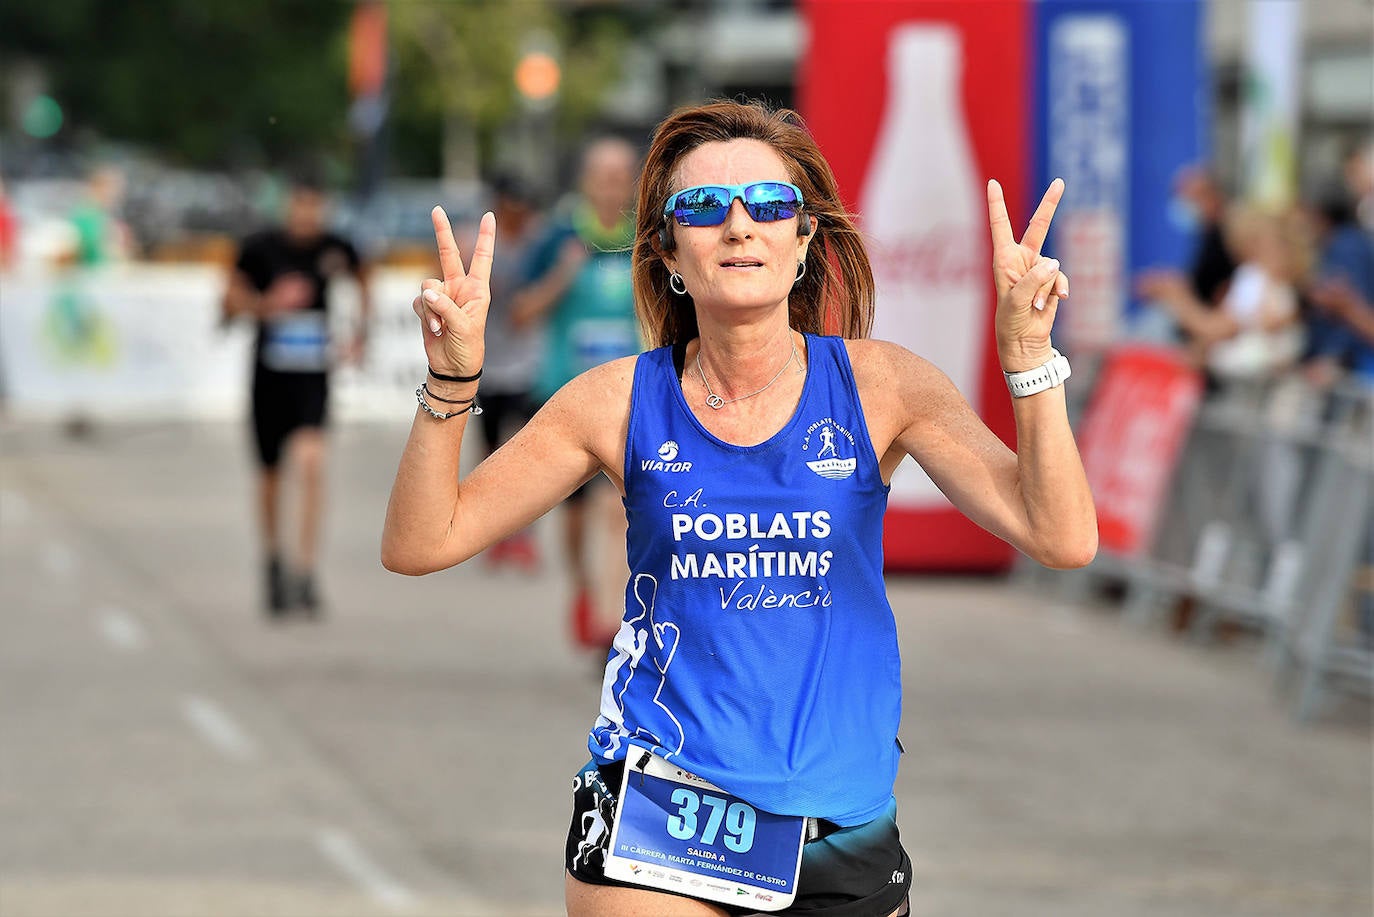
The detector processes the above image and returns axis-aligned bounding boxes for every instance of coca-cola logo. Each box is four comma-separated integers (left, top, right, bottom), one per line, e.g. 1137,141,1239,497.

870,228,983,287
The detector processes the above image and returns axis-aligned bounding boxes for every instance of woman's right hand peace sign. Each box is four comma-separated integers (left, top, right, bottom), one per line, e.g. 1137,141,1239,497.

986,178,1069,372
412,207,497,376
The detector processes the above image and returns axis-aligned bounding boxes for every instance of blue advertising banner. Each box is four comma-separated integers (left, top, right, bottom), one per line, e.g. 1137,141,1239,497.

1033,0,1208,352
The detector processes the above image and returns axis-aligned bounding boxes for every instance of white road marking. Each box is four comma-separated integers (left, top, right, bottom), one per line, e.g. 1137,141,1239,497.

315,827,418,911
180,694,259,762
98,606,147,651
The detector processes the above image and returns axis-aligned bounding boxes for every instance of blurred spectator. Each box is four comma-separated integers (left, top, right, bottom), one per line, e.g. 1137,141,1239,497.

1347,141,1374,233
511,137,640,649
0,179,17,271
220,172,372,620
479,174,544,570
1141,204,1307,382
1175,165,1238,307
66,165,131,265
1136,165,1238,350
1304,145,1374,386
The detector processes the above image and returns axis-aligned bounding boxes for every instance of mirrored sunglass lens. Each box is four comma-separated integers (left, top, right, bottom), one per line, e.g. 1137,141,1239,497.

674,186,731,225
746,200,799,221
743,183,800,221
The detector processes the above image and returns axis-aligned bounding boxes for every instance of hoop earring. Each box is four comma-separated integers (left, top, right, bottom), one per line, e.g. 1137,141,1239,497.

669,271,688,296
795,260,807,282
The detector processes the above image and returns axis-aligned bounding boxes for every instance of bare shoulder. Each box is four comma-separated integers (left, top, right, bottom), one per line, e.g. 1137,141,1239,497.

842,338,955,407
840,339,975,461
538,354,639,456
555,354,637,405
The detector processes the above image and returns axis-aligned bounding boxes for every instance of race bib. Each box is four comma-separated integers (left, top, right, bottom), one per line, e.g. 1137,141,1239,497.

604,747,806,912
262,311,329,372
570,319,637,374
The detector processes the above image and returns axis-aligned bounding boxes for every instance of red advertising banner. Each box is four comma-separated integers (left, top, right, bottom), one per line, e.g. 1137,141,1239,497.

799,0,1029,571
1076,346,1203,557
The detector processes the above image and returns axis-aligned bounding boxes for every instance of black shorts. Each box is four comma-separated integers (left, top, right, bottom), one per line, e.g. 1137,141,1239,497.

476,390,535,454
251,368,328,468
565,760,911,916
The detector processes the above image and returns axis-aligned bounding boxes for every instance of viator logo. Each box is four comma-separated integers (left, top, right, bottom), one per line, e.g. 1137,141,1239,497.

641,440,692,473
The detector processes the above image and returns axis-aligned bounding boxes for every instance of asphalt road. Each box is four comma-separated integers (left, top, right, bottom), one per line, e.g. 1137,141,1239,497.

1,418,1369,917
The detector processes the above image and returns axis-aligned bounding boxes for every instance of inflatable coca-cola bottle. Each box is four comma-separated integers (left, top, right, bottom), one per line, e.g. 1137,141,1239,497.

862,23,988,508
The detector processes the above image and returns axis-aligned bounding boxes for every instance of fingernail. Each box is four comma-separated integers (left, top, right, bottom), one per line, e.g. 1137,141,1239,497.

1034,298,1046,311
423,289,438,303
1047,259,1060,272
429,318,441,334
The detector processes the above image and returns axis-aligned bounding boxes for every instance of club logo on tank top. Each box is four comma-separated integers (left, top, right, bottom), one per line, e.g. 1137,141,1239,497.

801,417,857,481
641,440,692,473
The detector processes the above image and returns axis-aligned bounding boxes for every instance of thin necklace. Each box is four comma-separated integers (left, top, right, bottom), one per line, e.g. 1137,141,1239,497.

696,338,800,410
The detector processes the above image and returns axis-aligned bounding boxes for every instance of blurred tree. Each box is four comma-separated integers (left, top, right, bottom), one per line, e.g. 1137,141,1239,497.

0,0,352,169
2,0,634,181
387,0,630,181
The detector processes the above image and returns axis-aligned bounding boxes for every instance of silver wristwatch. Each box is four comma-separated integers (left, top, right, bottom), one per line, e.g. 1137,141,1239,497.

1004,349,1071,398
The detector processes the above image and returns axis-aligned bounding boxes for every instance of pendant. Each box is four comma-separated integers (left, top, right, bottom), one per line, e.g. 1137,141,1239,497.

705,393,725,409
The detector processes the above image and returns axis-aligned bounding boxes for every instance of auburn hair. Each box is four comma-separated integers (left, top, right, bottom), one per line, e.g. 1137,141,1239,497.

633,100,875,348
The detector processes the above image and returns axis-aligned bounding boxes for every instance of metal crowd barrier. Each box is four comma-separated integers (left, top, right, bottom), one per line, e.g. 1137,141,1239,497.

1039,370,1373,721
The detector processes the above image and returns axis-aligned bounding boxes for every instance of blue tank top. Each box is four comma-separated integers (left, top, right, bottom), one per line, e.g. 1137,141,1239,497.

589,333,901,826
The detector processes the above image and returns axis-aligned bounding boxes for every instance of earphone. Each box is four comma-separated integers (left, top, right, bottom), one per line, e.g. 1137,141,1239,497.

657,211,814,252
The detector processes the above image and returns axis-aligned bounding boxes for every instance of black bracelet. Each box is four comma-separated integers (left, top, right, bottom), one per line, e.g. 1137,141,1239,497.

428,365,483,383
422,382,474,406
416,385,482,419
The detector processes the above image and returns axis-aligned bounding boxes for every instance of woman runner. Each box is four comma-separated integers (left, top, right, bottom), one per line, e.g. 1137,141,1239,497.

382,100,1096,916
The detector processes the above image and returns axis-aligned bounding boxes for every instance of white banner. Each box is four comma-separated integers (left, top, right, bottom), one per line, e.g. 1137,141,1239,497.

1241,0,1303,207
0,265,432,422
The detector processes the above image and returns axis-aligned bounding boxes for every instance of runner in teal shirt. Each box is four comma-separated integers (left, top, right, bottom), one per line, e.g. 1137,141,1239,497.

511,138,643,650
524,201,640,400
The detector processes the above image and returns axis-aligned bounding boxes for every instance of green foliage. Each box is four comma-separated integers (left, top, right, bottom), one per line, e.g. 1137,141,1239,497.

1,0,633,177
387,0,545,175
1,0,352,168
386,0,631,177
555,10,632,142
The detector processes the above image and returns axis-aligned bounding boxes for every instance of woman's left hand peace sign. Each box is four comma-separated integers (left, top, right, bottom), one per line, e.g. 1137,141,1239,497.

411,207,497,377
986,178,1070,372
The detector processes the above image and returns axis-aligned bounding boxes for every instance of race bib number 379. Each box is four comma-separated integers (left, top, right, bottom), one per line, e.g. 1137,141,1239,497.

603,748,806,912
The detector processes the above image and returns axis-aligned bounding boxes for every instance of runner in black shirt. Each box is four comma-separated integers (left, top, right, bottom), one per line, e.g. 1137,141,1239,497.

221,175,371,618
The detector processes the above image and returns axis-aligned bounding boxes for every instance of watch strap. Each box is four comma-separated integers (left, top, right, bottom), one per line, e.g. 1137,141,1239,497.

1004,349,1071,398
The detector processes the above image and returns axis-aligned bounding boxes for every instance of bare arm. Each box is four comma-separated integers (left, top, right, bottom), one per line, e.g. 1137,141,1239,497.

510,238,587,329
1136,270,1240,344
382,358,631,574
340,261,375,363
354,261,374,334
1311,277,1374,345
221,269,266,321
220,268,313,322
859,343,1096,569
380,206,631,574
862,179,1097,569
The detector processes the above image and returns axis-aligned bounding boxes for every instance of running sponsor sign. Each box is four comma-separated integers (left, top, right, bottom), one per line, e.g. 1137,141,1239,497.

1076,345,1203,557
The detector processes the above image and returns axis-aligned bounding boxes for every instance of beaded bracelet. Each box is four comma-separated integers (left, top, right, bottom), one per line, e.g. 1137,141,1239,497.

428,365,483,383
421,382,473,405
416,385,482,419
